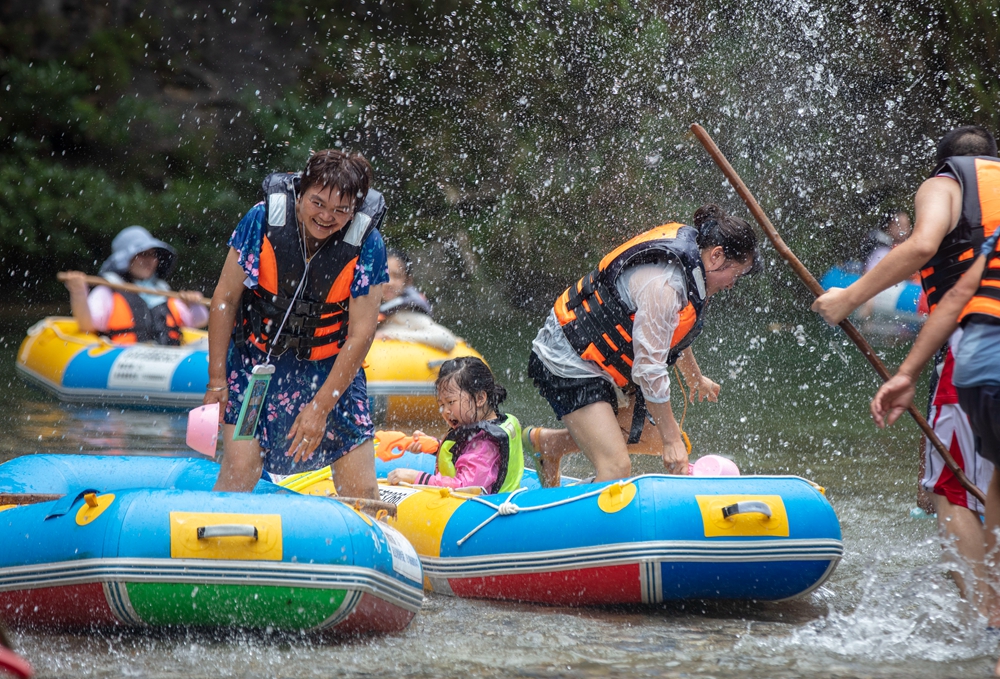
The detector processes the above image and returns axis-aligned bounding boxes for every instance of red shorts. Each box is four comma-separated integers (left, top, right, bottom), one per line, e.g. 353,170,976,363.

919,329,994,514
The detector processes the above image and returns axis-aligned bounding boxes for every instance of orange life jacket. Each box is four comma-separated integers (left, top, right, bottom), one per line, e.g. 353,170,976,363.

920,156,1000,311
553,223,707,388
959,232,1000,326
105,291,184,345
235,172,386,360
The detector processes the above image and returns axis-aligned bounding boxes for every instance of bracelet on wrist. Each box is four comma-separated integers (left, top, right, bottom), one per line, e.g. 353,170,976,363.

205,385,227,392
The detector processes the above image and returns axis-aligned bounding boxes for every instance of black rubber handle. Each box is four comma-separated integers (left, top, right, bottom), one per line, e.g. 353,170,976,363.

197,524,259,540
721,501,772,520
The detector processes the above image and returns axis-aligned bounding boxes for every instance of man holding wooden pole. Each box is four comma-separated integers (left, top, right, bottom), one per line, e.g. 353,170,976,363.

813,126,999,614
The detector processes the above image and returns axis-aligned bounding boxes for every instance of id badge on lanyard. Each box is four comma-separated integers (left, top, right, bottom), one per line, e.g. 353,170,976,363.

232,363,276,441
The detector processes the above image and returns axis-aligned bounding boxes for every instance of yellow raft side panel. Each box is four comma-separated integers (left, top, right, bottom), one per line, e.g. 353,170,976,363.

170,511,283,560
695,494,789,538
387,488,465,559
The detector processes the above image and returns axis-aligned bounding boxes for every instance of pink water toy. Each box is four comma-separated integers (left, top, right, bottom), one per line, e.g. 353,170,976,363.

186,403,220,457
688,454,740,476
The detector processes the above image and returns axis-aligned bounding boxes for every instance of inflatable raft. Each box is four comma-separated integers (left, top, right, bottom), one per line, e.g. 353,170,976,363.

16,317,482,416
290,458,843,606
0,455,423,635
820,266,926,340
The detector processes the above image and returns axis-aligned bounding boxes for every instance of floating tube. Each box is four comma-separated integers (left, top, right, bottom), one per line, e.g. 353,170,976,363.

16,318,482,416
0,456,423,635
819,266,926,323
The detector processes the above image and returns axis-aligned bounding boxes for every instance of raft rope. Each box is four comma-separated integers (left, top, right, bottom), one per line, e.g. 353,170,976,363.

672,365,693,455
456,477,641,546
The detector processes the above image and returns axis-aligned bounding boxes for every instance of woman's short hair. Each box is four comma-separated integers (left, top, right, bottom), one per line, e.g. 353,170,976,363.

300,149,372,209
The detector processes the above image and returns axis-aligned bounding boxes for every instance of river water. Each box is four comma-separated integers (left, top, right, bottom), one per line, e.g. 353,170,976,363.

1,305,996,677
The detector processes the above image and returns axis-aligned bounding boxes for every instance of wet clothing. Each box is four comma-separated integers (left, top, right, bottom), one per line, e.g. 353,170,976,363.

914,162,1000,511
920,333,991,515
958,386,1000,468
953,230,1000,469
551,224,706,389
225,198,388,475
533,260,692,406
528,351,621,420
417,413,524,493
222,338,375,475
235,172,387,361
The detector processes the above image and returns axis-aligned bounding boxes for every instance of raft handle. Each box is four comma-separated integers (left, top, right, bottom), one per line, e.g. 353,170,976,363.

721,501,772,520
197,524,259,540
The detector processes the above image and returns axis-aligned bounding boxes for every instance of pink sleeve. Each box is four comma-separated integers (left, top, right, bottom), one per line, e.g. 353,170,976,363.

419,433,500,490
87,287,115,332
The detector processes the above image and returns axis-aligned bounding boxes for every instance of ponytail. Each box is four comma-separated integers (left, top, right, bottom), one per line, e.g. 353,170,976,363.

693,203,761,275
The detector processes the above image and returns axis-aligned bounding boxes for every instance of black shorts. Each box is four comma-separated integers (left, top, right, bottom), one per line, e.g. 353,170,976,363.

527,351,618,420
957,385,1000,468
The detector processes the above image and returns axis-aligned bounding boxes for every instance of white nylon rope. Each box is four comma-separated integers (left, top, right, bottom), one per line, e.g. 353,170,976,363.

455,478,640,547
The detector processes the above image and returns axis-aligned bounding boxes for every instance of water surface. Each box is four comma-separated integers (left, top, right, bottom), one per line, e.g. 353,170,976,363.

1,308,995,677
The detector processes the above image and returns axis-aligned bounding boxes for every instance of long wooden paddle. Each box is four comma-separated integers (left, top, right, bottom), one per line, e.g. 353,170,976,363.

57,272,211,307
690,123,986,505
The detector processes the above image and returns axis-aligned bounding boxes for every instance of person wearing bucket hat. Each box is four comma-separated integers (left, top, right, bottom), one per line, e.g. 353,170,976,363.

62,226,209,345
205,149,388,498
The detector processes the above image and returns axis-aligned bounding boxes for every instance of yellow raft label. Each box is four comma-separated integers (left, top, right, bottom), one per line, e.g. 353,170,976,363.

170,512,282,560
695,495,789,538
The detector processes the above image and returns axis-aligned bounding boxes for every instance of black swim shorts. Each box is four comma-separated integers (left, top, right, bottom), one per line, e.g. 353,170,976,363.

527,351,619,420
958,385,1000,468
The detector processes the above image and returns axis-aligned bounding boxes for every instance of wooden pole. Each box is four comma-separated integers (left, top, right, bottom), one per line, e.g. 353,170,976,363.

0,493,63,506
57,272,211,307
689,123,986,505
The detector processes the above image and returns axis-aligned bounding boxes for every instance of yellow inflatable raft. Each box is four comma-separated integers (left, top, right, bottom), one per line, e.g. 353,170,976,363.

16,317,482,418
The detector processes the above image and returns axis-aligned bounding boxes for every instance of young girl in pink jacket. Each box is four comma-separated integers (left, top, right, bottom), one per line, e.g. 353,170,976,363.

386,357,523,494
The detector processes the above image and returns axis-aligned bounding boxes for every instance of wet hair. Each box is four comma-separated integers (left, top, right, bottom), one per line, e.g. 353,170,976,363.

935,126,997,165
299,149,372,210
435,356,507,417
692,204,762,275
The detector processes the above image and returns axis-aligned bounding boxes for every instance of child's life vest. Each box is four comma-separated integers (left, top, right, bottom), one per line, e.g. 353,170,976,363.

437,413,524,494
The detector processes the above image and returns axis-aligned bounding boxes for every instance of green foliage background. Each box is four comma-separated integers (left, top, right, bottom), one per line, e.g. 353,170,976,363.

1,0,997,315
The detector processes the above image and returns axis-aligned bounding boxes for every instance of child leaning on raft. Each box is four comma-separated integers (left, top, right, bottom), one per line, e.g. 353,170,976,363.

387,357,524,493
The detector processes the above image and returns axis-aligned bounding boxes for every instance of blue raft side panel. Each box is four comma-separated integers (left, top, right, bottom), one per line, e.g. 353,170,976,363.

439,476,840,554
435,475,841,600
61,347,124,389
0,488,421,591
169,352,210,393
0,454,277,495
59,346,208,394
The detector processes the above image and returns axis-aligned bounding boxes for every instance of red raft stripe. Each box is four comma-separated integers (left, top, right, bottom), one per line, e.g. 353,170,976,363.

328,592,417,637
447,563,642,606
0,583,121,627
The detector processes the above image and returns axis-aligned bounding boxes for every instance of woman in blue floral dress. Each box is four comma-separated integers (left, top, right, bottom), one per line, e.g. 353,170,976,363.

204,150,388,496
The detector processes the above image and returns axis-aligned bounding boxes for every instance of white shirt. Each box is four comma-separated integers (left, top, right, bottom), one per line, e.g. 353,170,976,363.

532,262,688,403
